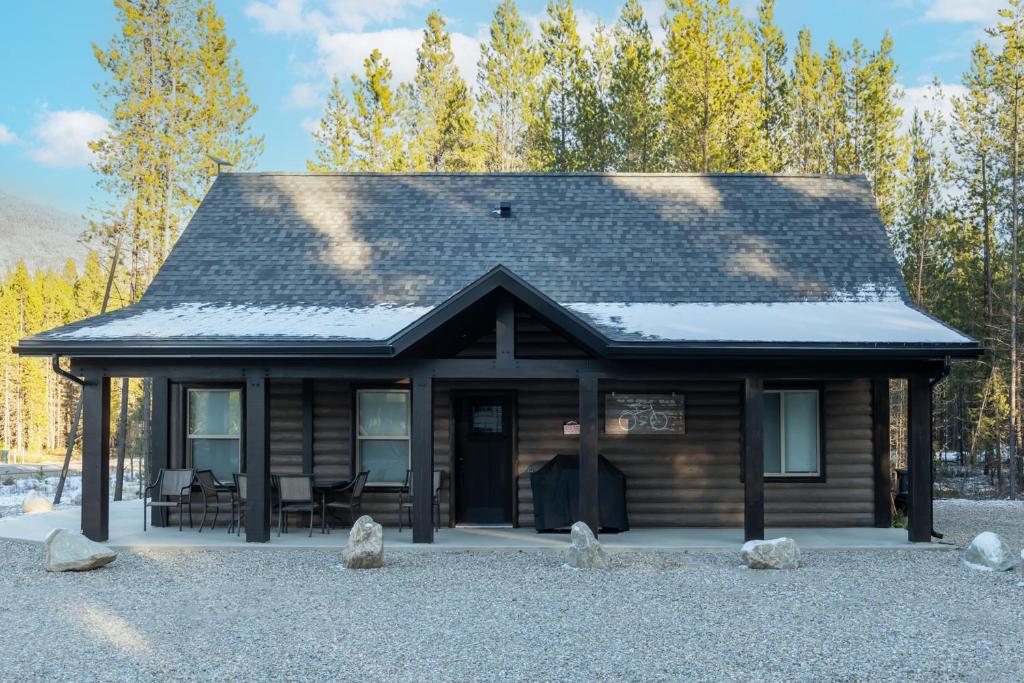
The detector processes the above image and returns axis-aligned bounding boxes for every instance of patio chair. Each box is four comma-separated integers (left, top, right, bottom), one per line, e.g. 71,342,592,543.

398,469,443,533
143,468,195,532
194,470,235,533
274,474,317,537
233,472,247,536
321,471,369,533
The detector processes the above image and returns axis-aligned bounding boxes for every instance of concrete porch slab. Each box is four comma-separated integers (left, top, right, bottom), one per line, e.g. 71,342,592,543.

0,500,952,551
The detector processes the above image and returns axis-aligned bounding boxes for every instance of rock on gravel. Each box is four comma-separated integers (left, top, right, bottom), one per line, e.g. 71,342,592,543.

22,490,53,514
963,531,1017,571
341,515,383,569
740,537,800,569
43,528,117,572
566,521,609,569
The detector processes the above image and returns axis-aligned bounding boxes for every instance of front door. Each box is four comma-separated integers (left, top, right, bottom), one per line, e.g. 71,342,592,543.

455,394,514,525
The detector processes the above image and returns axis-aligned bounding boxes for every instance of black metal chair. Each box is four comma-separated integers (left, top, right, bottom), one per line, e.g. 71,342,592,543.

233,472,247,536
398,469,443,532
194,470,234,533
322,471,369,533
274,474,317,537
143,468,195,531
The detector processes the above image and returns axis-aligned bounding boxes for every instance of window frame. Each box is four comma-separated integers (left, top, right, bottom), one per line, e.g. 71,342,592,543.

355,387,412,488
184,385,244,481
762,384,826,482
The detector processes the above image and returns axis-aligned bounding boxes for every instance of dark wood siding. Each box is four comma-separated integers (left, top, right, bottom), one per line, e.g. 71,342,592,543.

256,378,874,529
455,307,588,358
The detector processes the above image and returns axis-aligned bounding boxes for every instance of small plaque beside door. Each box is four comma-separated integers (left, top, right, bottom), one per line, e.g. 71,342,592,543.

562,420,580,436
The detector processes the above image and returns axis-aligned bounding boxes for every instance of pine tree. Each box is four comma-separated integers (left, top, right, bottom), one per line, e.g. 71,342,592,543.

307,77,355,172
753,0,788,172
477,0,541,171
351,49,408,172
91,0,261,303
609,0,663,171
788,28,825,173
821,40,852,173
578,19,614,171
408,11,480,172
662,0,765,172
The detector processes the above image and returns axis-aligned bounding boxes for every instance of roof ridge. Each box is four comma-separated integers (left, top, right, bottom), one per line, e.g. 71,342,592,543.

217,171,868,180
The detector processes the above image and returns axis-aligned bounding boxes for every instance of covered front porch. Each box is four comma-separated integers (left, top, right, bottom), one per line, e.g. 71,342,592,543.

0,499,944,551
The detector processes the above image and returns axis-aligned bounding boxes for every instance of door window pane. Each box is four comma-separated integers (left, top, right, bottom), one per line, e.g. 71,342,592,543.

472,405,503,434
358,391,409,437
360,440,410,484
763,393,782,474
784,392,819,473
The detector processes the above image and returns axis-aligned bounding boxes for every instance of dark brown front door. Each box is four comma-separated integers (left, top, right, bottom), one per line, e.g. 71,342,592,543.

455,394,514,525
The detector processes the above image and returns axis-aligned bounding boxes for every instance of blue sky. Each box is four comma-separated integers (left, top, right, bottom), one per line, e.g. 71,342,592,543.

0,0,1008,218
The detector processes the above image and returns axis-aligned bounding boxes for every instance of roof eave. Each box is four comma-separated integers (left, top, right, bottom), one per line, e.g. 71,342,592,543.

605,340,983,360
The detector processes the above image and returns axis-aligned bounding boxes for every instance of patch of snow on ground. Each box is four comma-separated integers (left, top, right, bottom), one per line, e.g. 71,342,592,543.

53,302,435,340
0,474,140,518
564,301,972,343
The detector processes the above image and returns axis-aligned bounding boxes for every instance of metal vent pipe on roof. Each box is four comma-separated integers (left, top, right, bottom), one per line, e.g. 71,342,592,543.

491,201,512,218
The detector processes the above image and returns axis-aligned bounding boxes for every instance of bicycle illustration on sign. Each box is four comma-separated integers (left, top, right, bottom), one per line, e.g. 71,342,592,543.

605,393,685,435
617,401,670,432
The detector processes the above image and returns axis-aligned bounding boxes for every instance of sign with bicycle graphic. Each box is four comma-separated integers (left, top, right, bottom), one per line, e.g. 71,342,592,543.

605,393,685,435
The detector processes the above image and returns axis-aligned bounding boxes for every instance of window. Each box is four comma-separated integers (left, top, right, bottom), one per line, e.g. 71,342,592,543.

187,388,241,482
763,390,820,477
357,389,410,485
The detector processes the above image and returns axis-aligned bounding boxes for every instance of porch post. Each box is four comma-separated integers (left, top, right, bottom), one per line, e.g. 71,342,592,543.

149,376,171,527
81,369,111,542
411,372,434,543
301,379,314,475
245,373,271,543
872,378,892,528
907,374,933,543
743,376,765,542
578,372,600,533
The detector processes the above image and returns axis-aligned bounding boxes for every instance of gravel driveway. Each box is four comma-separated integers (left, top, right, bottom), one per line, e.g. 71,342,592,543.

1,501,1021,682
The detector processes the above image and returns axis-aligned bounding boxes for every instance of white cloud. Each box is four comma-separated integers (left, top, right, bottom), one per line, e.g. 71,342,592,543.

899,81,968,132
27,110,108,168
285,82,322,109
0,123,16,145
924,0,1004,23
318,26,480,86
246,0,429,34
300,116,320,135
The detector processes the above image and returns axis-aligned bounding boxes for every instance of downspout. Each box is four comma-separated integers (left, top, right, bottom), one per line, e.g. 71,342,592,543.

51,355,86,386
929,356,952,540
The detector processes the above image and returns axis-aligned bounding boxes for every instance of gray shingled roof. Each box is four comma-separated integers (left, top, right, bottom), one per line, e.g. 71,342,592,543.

145,172,908,307
20,173,976,353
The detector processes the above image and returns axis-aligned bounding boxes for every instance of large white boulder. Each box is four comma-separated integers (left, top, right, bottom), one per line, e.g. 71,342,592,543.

962,532,1016,571
44,528,117,572
741,537,800,570
22,490,53,514
341,515,384,569
566,521,609,569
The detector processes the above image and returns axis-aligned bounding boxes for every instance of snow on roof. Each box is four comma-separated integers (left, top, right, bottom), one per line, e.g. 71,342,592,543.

564,301,972,344
52,303,434,341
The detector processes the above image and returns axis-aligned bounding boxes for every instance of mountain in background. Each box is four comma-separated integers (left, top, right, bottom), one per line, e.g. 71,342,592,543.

0,191,88,272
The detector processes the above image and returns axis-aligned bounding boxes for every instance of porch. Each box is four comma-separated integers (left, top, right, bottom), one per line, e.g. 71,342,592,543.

0,499,945,551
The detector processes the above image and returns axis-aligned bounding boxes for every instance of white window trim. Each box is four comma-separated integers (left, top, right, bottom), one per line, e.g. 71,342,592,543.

356,388,411,487
765,389,821,477
186,388,242,475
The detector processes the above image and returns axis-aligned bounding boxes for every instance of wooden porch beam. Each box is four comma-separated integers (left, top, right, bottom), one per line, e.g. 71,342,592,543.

81,370,111,542
411,372,434,543
149,376,171,527
578,373,600,533
495,293,515,368
743,376,765,542
244,373,271,543
907,374,933,543
872,378,892,528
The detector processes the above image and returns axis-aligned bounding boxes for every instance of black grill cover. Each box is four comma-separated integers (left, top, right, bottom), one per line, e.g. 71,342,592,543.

528,453,629,533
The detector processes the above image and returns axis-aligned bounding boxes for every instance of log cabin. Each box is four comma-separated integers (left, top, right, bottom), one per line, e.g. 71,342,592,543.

14,173,981,544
